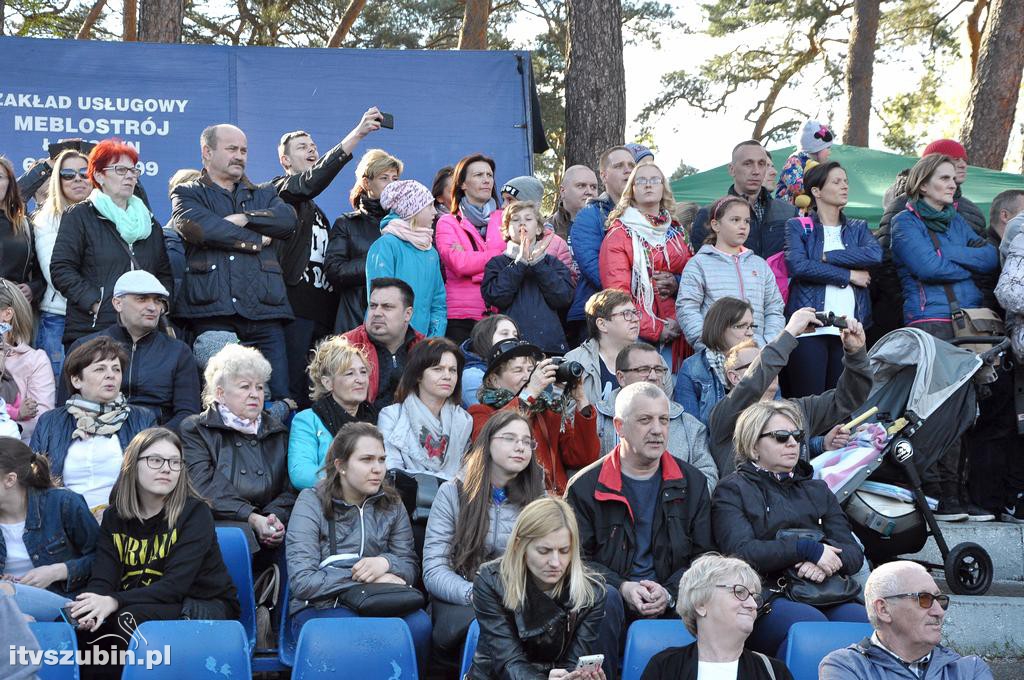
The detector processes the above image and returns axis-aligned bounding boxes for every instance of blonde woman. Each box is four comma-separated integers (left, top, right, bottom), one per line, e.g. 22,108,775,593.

180,344,295,558
324,148,403,332
599,163,690,369
0,279,55,442
469,497,610,680
288,335,377,489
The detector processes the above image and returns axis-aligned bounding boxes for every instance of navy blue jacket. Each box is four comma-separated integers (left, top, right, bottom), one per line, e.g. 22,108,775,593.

65,325,201,432
567,194,615,321
481,253,574,354
673,349,726,426
30,406,157,478
891,206,999,324
784,214,882,328
170,172,297,322
0,487,98,597
691,186,797,259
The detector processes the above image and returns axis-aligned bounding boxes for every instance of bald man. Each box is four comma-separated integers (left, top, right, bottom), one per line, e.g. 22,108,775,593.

820,561,993,679
546,164,599,240
170,123,298,400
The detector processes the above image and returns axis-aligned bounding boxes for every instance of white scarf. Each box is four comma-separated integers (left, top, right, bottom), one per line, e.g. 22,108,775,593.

616,206,674,325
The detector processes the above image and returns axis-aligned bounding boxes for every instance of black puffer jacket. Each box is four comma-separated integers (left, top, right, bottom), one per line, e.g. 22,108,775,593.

170,172,297,322
323,195,386,332
49,200,172,344
469,560,606,680
711,461,863,582
180,406,296,524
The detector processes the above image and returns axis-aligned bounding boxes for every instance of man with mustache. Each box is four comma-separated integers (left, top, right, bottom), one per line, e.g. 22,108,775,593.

821,561,993,679
171,124,297,403
270,108,383,408
566,380,715,674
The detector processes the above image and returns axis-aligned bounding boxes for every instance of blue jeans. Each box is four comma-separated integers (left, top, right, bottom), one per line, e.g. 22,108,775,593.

189,316,290,401
291,605,431,677
748,597,868,658
35,312,66,382
599,585,626,679
785,335,844,398
13,584,69,622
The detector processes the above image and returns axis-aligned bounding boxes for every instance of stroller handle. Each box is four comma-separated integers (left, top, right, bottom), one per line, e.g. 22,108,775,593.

948,335,1010,359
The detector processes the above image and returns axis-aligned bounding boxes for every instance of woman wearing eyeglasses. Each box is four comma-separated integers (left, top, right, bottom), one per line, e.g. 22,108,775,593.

423,411,546,674
599,163,691,369
49,139,172,348
641,553,794,679
467,339,599,496
31,149,93,379
711,400,867,658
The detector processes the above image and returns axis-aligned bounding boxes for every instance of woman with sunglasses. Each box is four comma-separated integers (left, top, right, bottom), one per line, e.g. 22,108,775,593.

49,139,172,348
0,156,44,311
31,149,92,379
711,400,866,658
641,553,793,679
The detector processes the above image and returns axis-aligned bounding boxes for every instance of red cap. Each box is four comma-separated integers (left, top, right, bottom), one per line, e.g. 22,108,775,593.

922,139,967,161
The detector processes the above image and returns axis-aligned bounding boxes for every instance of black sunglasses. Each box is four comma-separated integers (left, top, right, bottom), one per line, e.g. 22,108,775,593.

758,429,805,444
884,592,950,610
59,168,89,180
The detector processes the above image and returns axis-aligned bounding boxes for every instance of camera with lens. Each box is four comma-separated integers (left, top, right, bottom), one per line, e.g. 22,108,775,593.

814,311,848,329
550,357,584,389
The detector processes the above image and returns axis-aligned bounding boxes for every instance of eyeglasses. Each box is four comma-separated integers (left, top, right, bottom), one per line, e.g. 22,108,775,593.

139,456,184,471
716,584,763,606
634,177,663,187
492,434,538,451
883,592,950,610
622,365,668,377
104,165,142,178
609,309,640,321
731,322,759,332
758,429,805,444
59,168,89,181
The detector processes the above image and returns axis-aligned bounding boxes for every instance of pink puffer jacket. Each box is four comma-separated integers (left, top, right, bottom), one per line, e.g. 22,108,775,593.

435,209,506,320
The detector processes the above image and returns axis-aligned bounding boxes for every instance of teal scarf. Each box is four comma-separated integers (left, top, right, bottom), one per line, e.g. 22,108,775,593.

912,199,955,234
90,189,152,245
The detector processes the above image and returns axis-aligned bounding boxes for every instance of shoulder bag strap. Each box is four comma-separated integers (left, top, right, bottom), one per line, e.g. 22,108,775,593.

926,230,966,329
753,651,777,680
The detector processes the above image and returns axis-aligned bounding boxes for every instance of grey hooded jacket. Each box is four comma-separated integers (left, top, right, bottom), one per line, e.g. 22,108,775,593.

820,636,993,680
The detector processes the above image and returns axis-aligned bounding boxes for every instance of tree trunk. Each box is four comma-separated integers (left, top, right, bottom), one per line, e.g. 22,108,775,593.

966,0,990,75
139,0,183,42
959,0,1024,169
564,0,625,169
123,0,136,40
327,0,366,47
458,0,490,49
843,0,880,146
77,0,108,39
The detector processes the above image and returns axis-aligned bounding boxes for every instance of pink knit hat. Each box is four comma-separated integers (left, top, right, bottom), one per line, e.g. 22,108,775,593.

380,180,434,219
922,139,967,161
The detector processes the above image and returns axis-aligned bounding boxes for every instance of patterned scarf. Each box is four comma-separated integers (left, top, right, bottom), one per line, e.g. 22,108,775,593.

705,349,728,388
65,394,131,441
478,387,566,414
401,393,458,473
216,403,261,435
615,206,676,327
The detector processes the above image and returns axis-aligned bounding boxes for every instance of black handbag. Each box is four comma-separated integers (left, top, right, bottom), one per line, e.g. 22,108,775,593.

774,528,862,607
327,512,424,617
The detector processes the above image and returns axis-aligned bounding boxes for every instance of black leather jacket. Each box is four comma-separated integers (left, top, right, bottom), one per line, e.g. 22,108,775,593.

469,560,606,680
323,195,386,332
180,406,296,524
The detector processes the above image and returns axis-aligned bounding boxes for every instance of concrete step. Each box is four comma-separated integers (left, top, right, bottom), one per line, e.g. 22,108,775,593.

941,594,1024,656
901,520,1024,582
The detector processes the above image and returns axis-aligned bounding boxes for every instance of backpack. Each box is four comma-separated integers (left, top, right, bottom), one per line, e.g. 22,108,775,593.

766,217,814,304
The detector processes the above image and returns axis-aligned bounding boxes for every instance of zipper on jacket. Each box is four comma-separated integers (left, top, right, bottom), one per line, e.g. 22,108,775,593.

128,340,137,398
92,286,104,328
357,503,366,558
732,255,746,299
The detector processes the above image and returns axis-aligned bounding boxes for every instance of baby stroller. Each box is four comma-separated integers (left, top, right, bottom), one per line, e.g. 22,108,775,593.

815,328,1011,595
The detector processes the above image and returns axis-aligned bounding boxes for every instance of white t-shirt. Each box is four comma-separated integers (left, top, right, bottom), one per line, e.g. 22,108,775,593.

697,659,739,680
61,435,123,511
1,521,33,577
811,225,857,338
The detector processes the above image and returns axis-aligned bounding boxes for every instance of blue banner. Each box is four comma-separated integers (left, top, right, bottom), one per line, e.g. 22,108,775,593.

0,37,535,222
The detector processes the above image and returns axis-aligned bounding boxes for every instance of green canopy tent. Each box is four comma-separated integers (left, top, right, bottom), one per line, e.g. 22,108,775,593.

670,144,1024,228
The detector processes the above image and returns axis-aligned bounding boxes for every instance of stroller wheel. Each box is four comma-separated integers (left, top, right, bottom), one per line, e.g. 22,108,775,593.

943,542,993,595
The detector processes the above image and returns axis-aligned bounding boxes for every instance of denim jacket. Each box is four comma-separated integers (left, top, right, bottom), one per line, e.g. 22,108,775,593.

30,406,156,477
674,349,726,426
0,487,99,597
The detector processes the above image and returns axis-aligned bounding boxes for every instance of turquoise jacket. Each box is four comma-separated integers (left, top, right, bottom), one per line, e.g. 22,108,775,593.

365,233,447,337
287,409,334,490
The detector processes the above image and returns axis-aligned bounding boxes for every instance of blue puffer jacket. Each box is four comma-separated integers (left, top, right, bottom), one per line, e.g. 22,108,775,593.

30,406,157,477
784,214,882,328
673,349,726,426
890,206,999,325
567,193,615,321
691,186,797,259
460,338,486,408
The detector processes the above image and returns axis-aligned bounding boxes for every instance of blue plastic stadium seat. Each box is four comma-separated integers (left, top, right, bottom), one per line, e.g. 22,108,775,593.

214,526,257,654
459,619,480,678
278,576,297,666
120,620,250,679
28,622,79,680
784,621,874,680
291,617,419,680
621,619,697,680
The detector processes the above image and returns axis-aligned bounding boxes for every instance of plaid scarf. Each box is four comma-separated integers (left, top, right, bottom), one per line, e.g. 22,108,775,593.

65,394,131,441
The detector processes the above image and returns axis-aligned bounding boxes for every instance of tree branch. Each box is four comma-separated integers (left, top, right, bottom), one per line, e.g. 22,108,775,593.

77,0,108,39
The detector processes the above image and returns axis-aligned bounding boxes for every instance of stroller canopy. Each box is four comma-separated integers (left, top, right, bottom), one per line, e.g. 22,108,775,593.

867,328,981,421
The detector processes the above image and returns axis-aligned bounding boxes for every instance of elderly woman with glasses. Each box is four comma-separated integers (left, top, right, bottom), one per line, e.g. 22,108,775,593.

641,553,794,679
711,400,866,658
49,139,172,348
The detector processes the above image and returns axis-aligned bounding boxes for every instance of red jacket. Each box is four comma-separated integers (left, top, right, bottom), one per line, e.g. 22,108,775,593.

341,325,424,404
468,398,600,495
